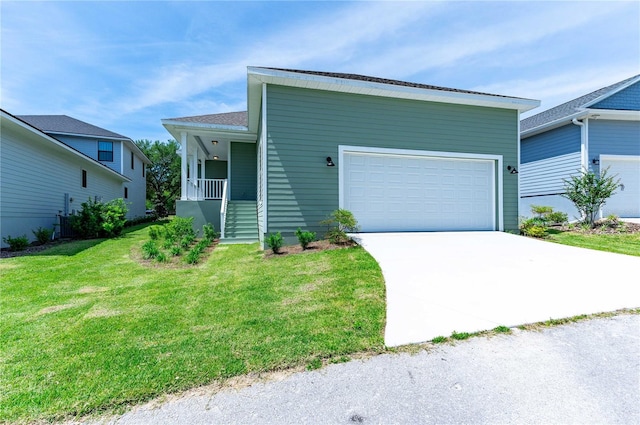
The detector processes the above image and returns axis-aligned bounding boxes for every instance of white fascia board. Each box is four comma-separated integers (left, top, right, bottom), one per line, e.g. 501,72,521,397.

2,112,131,182
248,67,540,113
581,75,640,109
162,121,256,146
161,119,249,132
522,108,640,139
579,108,640,121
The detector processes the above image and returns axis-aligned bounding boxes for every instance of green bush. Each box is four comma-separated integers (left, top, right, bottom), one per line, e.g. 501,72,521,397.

3,234,29,251
148,225,163,240
321,209,359,244
519,218,547,238
32,227,53,245
170,246,182,257
141,240,160,260
547,211,568,225
202,223,219,242
165,216,195,241
562,167,620,228
530,205,554,218
295,228,316,250
266,232,283,254
155,252,168,263
70,198,128,238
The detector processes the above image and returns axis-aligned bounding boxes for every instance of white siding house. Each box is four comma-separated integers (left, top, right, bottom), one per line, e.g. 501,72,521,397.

0,110,132,248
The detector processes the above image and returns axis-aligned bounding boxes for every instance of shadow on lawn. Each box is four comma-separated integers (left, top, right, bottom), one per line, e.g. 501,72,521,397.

2,222,159,258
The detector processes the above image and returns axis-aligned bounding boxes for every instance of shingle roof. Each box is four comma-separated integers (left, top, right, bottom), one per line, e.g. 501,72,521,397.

16,115,129,140
262,67,520,99
521,74,640,132
164,111,248,127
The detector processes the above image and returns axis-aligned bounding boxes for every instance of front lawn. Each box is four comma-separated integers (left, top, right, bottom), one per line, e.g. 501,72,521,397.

0,224,386,423
546,229,640,257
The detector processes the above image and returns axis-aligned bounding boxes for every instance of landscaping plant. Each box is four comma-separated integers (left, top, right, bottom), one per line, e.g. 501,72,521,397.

295,227,316,250
562,167,619,228
321,209,360,244
266,232,284,253
2,234,29,251
32,226,54,245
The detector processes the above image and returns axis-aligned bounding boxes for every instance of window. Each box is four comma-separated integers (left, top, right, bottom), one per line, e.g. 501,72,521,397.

131,152,135,169
124,187,128,199
98,141,113,162
82,170,87,188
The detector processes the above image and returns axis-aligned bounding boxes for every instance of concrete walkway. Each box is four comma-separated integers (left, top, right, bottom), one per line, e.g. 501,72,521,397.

352,231,640,347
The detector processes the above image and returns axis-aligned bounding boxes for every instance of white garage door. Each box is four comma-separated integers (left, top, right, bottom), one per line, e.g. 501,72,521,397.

601,155,640,218
343,151,496,232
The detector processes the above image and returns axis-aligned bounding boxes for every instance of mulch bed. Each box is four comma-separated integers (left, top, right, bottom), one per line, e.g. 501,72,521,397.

550,220,640,235
0,239,74,259
263,239,356,258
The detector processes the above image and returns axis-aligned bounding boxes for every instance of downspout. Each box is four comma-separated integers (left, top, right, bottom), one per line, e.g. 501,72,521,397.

572,118,587,170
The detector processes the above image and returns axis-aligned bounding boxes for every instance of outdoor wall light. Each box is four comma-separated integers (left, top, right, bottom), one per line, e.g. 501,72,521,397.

213,155,219,160
326,157,335,167
507,165,518,174
211,140,218,145
592,158,600,165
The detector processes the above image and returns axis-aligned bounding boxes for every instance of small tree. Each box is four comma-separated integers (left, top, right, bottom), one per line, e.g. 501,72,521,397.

562,167,619,228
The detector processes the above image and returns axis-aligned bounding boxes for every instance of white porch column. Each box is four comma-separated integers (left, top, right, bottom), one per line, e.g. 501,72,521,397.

190,151,198,193
180,131,188,200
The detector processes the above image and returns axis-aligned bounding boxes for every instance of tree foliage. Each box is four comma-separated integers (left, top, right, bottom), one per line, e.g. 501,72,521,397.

136,139,181,217
562,167,620,228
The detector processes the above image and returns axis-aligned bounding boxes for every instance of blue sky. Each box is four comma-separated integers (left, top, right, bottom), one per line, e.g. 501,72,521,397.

2,1,639,142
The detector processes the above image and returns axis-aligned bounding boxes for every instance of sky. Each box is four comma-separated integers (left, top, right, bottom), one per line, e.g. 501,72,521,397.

1,1,639,142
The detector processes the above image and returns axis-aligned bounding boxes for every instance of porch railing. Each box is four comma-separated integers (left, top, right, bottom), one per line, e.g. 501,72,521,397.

220,180,229,239
185,178,226,200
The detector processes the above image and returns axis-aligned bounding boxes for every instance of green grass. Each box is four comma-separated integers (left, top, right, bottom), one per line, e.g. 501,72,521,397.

546,230,640,256
0,224,386,423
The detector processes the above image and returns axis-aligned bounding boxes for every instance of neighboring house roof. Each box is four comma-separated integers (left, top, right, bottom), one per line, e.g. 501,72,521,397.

1,109,130,182
521,74,640,134
17,114,129,140
17,114,151,164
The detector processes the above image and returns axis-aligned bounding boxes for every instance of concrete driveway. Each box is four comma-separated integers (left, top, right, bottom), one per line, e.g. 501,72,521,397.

351,232,640,347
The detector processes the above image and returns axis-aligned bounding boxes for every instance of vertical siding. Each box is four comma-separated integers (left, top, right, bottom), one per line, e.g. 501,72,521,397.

265,85,519,239
1,122,124,247
592,82,640,110
521,124,581,163
230,142,257,200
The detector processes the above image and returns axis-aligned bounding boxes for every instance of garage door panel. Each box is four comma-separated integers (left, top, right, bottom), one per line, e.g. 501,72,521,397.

601,157,640,217
344,151,496,232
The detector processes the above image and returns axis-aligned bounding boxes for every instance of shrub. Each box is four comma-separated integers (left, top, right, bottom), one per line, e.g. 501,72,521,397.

180,234,195,249
562,167,620,228
3,234,29,251
530,205,554,218
266,232,283,254
165,216,195,240
295,228,316,250
170,246,182,257
162,237,176,250
547,211,568,225
141,240,160,260
101,199,128,237
70,198,104,238
32,227,54,245
155,252,168,263
321,209,359,244
520,217,547,238
148,225,163,240
202,223,219,242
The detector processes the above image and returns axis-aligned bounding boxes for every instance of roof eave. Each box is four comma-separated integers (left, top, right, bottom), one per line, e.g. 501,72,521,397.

581,75,640,109
247,67,540,132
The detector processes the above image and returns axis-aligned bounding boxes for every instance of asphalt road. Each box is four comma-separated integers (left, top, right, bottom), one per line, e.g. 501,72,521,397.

87,314,640,425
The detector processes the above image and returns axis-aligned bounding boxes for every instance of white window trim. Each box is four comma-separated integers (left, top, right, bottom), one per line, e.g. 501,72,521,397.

338,145,504,231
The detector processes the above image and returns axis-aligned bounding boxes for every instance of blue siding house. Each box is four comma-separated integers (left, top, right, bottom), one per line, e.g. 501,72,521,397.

16,115,151,219
520,75,640,219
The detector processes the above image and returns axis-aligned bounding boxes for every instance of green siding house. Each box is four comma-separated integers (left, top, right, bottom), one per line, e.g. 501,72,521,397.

162,67,539,247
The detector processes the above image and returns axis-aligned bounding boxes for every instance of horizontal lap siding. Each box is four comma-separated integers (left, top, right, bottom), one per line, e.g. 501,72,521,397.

521,124,580,163
121,143,147,219
589,120,640,157
520,152,582,196
1,124,123,247
265,85,518,237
